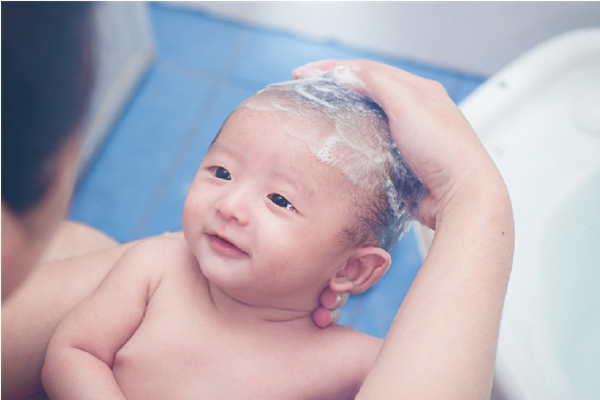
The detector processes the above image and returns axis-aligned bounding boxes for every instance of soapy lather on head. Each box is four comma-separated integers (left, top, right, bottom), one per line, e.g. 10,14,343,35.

243,72,424,251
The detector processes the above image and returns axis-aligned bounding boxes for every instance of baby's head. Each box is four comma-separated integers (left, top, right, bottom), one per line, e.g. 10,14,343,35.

241,73,423,251
183,73,423,308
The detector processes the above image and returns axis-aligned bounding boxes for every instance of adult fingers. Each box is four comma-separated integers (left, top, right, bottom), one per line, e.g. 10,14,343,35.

312,307,341,329
320,287,349,310
292,59,361,79
294,60,443,133
293,59,393,79
311,287,348,328
292,59,437,90
292,60,486,231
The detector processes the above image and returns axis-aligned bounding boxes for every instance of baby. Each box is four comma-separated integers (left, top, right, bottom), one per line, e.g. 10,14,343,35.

42,73,423,399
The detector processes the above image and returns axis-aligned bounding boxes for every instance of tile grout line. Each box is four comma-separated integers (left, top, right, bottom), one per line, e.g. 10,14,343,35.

130,29,254,240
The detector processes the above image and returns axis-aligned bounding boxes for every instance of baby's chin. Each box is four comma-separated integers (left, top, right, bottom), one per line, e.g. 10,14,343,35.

212,277,322,311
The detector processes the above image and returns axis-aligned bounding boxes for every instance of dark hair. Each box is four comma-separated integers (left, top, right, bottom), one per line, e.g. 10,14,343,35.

1,2,95,214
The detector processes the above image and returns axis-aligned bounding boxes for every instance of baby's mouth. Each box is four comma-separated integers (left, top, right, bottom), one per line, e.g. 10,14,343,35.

207,234,248,257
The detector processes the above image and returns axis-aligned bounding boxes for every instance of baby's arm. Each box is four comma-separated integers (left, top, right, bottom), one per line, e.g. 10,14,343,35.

41,238,167,400
295,61,514,400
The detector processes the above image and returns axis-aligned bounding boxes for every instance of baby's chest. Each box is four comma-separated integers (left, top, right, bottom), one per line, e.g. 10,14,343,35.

113,331,346,399
112,310,346,399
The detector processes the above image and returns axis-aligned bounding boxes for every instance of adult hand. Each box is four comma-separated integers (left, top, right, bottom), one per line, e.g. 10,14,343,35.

293,60,503,230
294,61,513,400
312,287,348,328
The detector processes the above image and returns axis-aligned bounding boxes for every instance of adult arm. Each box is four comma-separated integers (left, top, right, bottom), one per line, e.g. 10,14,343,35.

295,61,514,399
41,239,166,400
2,238,138,400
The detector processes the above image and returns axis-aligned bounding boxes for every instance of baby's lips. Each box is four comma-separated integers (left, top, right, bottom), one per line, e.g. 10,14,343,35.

208,231,249,256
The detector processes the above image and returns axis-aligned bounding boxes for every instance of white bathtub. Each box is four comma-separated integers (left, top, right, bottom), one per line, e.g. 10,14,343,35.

415,28,600,400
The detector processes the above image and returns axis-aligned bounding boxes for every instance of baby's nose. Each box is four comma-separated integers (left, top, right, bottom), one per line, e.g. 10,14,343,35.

216,189,250,226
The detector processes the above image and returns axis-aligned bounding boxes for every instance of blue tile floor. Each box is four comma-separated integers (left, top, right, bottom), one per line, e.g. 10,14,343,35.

70,3,487,339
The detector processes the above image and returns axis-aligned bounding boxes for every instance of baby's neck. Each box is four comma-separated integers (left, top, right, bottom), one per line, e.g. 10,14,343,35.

207,281,318,330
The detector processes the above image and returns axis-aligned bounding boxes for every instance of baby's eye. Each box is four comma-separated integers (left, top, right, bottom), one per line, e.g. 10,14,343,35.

213,166,231,180
268,194,296,212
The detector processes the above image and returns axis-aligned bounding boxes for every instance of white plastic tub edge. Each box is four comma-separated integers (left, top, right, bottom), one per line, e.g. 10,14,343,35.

414,28,600,400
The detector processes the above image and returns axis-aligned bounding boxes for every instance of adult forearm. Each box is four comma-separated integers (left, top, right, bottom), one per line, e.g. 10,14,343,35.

358,180,514,399
1,241,139,400
42,348,125,400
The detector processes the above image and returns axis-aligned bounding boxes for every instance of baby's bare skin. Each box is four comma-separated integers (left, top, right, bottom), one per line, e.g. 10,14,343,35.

44,83,393,400
44,236,381,400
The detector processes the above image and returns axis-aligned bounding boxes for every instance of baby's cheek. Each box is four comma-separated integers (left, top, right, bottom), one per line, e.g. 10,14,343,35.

262,246,289,274
259,244,297,278
182,196,208,238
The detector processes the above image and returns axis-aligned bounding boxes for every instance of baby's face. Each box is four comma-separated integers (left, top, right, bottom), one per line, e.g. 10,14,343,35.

182,106,357,309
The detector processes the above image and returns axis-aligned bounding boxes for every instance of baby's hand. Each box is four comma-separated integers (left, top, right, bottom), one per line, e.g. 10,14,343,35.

294,60,505,230
312,287,348,328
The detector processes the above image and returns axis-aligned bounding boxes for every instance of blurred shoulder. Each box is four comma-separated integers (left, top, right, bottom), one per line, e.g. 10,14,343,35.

120,233,194,267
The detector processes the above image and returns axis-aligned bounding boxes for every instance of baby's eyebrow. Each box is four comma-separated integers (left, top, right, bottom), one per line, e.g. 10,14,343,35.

208,142,315,200
274,172,315,200
207,141,235,156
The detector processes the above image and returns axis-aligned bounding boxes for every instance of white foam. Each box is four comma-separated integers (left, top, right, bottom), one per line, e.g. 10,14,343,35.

332,66,365,91
240,72,424,249
242,74,393,192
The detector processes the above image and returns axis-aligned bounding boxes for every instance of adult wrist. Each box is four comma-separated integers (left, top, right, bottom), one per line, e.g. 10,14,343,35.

435,170,513,233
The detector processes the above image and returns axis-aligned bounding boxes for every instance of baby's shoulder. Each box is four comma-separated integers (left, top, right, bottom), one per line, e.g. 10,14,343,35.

116,234,198,283
120,235,210,304
126,234,193,264
324,324,383,362
312,325,383,392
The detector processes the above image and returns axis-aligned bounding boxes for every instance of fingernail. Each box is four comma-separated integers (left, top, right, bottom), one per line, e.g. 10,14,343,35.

331,309,341,324
333,292,348,308
332,65,365,90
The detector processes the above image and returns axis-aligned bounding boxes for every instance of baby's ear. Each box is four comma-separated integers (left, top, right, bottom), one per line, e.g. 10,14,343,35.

330,247,391,294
